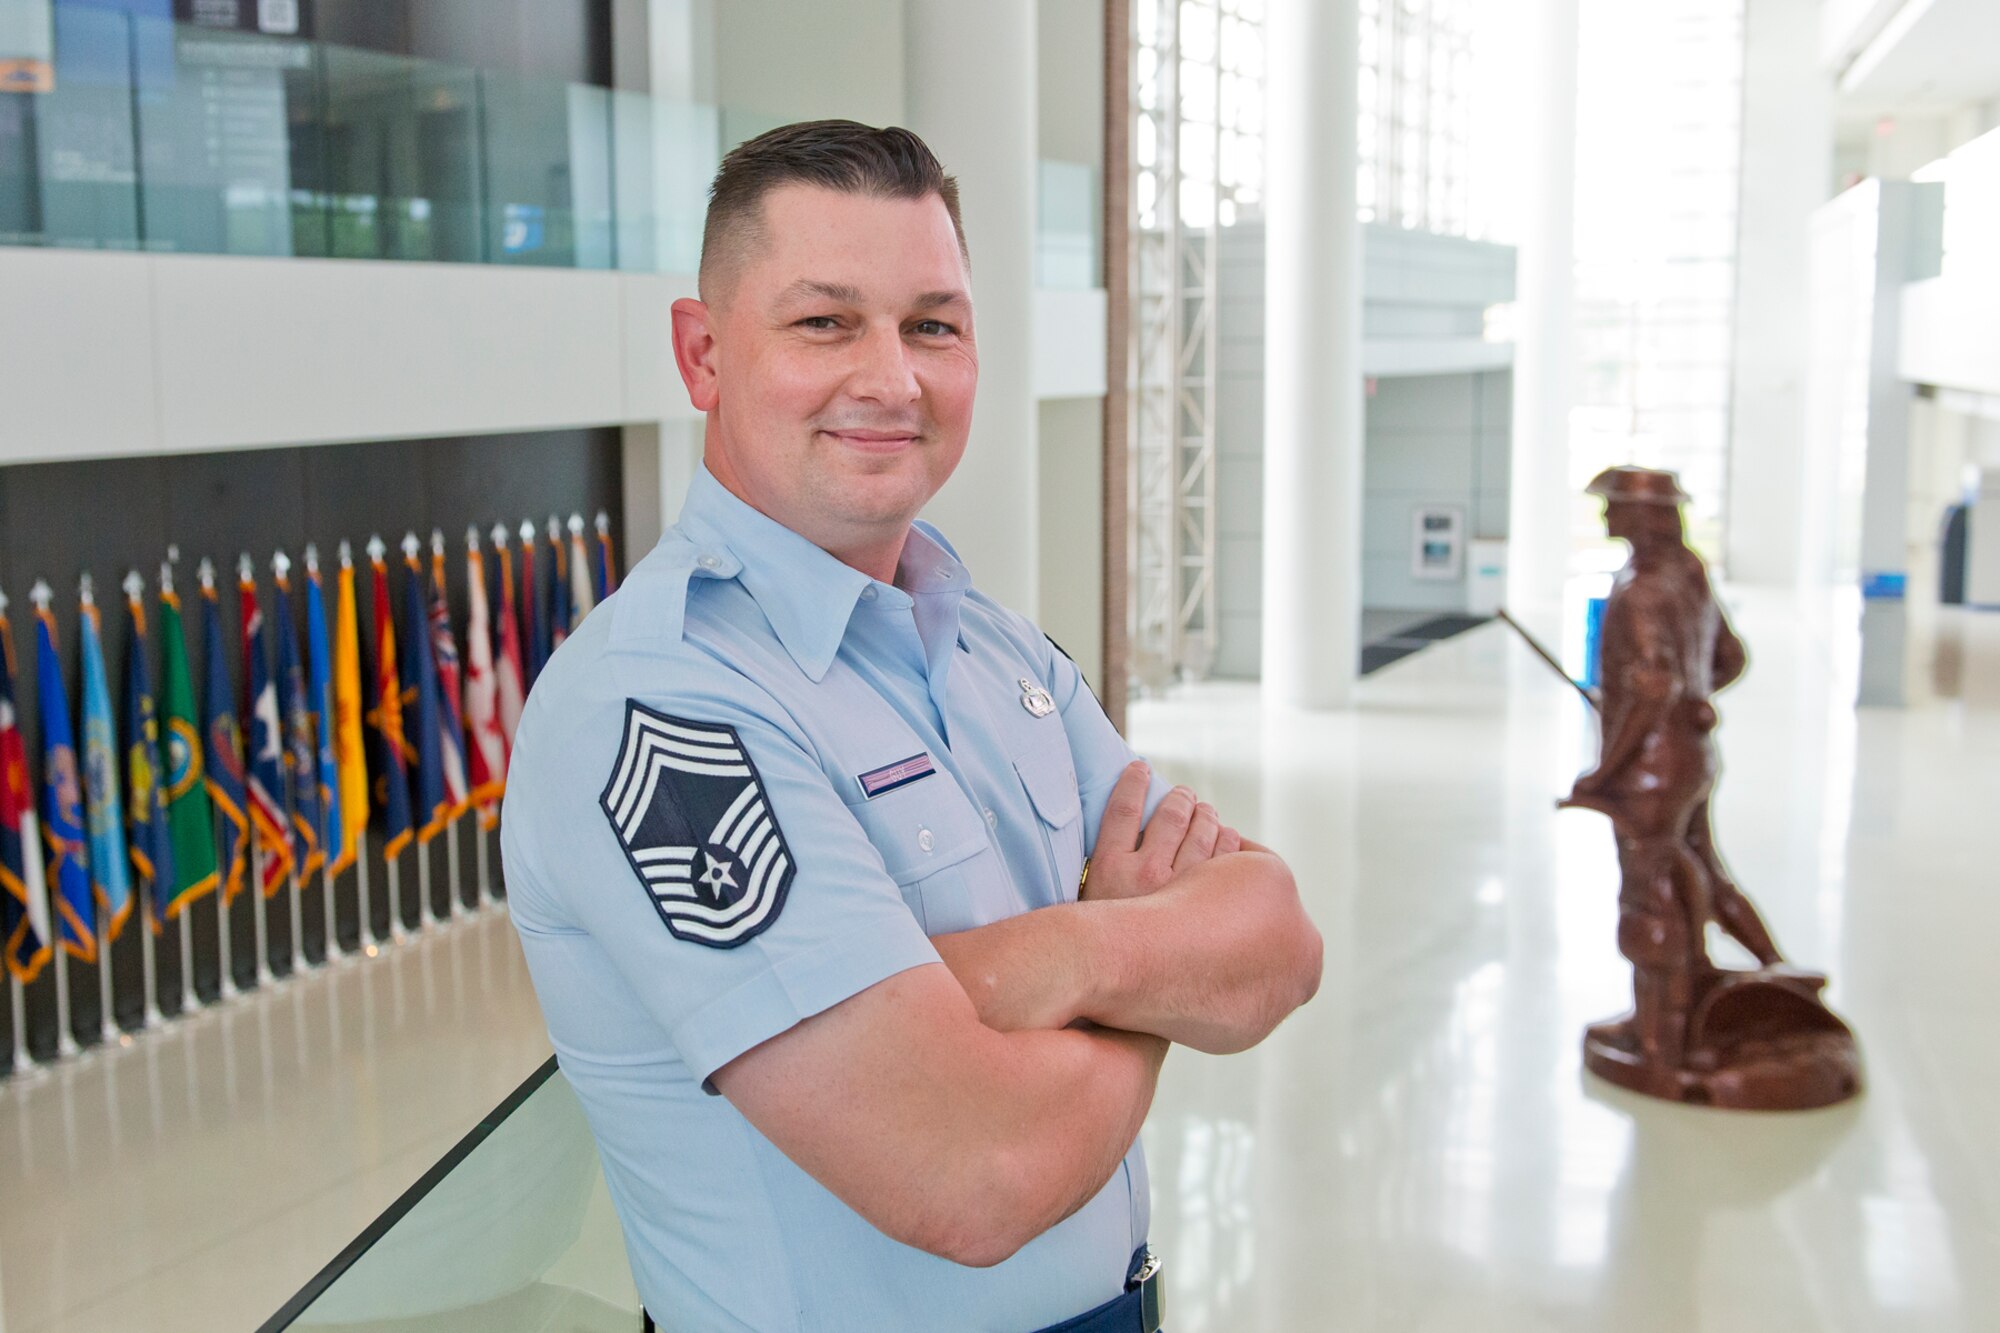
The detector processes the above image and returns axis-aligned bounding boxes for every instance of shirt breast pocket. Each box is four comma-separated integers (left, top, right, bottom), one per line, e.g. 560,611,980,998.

842,782,997,936
1012,726,1086,905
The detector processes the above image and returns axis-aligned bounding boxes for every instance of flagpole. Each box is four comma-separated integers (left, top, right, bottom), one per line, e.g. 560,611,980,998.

239,556,277,989
10,971,29,1073
79,576,121,1048
271,552,313,975
338,541,373,951
304,547,345,966
3,584,44,1072
430,531,465,926
366,537,408,945
197,560,241,1003
30,583,83,1060
386,851,406,942
475,818,491,912
122,571,166,1033
403,534,438,934
214,790,238,998
356,852,374,947
162,557,199,1017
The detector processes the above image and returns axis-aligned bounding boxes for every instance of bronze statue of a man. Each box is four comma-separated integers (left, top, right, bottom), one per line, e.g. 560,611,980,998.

1563,466,1860,1110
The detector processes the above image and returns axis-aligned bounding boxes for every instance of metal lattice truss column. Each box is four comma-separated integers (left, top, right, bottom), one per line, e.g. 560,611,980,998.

1129,0,1263,690
1130,0,1217,690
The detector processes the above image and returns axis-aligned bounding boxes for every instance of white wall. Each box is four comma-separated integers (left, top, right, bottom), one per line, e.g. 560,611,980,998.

1037,396,1105,688
1726,0,1834,586
0,248,701,466
711,0,904,129
905,1,1042,617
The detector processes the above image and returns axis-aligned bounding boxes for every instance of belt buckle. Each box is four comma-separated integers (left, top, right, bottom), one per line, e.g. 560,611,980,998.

1125,1248,1164,1331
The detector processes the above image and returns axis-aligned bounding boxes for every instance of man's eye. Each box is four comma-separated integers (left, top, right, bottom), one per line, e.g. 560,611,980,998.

912,319,956,337
797,316,840,331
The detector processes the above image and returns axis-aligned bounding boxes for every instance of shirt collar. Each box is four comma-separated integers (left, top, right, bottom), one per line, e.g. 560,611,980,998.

674,466,968,682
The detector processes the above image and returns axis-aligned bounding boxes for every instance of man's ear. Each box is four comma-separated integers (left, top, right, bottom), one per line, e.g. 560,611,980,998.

671,297,720,413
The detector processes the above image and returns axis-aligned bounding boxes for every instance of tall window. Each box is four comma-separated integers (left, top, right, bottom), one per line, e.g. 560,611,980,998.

1568,0,1745,565
1357,0,1474,235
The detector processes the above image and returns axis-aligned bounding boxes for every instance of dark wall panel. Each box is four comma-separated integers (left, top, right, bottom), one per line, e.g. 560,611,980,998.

0,427,620,1064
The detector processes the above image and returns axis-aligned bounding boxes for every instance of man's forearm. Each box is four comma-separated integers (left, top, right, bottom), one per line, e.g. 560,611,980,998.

934,851,1322,1054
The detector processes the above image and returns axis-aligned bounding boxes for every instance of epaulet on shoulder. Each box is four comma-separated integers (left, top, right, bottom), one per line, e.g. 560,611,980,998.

606,533,702,654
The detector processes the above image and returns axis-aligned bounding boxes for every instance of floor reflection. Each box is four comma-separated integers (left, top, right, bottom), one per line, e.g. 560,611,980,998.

1131,591,1998,1332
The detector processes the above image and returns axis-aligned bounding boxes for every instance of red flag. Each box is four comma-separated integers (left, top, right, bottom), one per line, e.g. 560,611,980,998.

491,526,527,750
462,533,507,826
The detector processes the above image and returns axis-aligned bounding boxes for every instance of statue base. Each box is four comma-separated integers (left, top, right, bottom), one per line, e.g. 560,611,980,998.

1583,966,1864,1111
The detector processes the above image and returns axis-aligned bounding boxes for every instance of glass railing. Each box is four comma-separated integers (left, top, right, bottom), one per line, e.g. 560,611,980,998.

1,12,1097,283
266,1058,644,1331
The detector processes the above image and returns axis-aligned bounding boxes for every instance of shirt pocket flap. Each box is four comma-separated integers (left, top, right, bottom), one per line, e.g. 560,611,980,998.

844,784,989,884
1014,735,1082,829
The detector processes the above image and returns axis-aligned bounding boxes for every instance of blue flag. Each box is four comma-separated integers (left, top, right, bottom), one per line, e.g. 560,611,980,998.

201,581,250,903
239,570,293,897
523,528,548,686
366,551,415,860
547,523,571,652
272,569,324,880
34,606,95,961
78,597,133,943
400,550,448,843
124,589,175,931
304,561,342,882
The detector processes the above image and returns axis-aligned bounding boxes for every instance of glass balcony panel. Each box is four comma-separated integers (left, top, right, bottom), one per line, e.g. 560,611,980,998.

14,5,143,250
134,16,317,257
610,88,718,275
318,44,483,262
1038,159,1099,289
280,1061,642,1330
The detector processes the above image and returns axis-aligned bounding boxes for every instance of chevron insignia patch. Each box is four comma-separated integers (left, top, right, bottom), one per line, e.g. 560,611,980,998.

598,703,795,949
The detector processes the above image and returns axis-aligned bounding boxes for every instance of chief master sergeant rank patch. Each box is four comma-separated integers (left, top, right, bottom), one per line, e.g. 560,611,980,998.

598,701,796,949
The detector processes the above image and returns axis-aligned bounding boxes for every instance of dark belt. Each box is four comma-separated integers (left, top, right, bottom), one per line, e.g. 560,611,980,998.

1032,1247,1164,1333
641,1248,1164,1333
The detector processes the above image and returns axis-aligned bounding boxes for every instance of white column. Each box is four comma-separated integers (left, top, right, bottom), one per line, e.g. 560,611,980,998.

614,0,717,551
1261,0,1363,710
1504,0,1580,617
1725,0,1832,585
905,0,1041,618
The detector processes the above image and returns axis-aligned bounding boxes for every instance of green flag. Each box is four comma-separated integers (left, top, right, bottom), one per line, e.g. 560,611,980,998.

157,586,218,915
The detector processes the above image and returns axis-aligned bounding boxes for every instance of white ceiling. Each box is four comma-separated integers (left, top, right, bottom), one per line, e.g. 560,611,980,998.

1834,0,2000,126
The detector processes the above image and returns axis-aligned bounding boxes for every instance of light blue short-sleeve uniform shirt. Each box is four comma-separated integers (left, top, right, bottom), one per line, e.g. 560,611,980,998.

502,467,1170,1332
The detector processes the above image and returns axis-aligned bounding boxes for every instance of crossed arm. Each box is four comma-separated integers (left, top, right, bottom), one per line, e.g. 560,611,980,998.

711,762,1322,1268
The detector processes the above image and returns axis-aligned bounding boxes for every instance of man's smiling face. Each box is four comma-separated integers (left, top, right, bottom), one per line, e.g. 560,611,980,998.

672,184,978,565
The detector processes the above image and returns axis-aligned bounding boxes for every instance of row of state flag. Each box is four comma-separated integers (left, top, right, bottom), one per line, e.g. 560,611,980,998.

1,514,615,992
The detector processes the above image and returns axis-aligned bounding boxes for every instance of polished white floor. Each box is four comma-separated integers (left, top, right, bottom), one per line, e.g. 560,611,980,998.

2,590,1995,1331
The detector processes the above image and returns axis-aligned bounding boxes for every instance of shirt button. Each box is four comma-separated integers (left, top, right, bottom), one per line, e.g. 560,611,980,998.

984,808,996,828
697,554,720,571
917,827,935,853
860,586,877,601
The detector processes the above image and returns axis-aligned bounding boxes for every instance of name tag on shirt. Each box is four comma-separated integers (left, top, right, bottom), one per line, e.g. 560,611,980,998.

857,753,936,799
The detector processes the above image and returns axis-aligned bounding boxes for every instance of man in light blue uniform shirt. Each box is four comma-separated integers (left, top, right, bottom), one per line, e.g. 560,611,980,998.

503,121,1321,1332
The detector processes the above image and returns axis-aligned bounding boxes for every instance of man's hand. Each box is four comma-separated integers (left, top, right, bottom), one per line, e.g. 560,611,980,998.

1082,761,1243,902
934,760,1319,1054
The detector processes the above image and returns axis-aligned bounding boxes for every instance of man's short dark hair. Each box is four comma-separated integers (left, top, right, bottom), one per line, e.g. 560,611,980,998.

699,119,967,304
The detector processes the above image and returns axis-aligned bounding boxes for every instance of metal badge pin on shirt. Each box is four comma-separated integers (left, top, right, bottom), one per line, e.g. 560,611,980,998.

1018,678,1055,718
